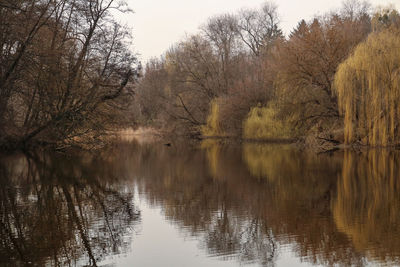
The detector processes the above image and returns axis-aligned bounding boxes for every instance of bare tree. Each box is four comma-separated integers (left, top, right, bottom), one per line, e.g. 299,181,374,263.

0,0,139,149
236,1,282,56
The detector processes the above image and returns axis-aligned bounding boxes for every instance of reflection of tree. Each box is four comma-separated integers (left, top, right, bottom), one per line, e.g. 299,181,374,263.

333,150,400,265
241,143,366,266
0,151,138,266
127,142,278,266
128,141,372,266
12,141,398,266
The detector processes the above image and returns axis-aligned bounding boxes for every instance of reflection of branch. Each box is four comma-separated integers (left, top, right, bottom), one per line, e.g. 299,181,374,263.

62,186,98,267
94,192,116,243
6,187,27,259
0,220,28,264
0,151,138,265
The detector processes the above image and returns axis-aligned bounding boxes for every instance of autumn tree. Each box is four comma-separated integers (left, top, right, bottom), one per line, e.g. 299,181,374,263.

200,2,282,136
371,6,400,31
216,2,282,135
136,1,283,137
274,4,371,136
335,28,400,145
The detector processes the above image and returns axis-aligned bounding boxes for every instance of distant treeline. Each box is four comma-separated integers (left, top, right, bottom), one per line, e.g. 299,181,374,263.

134,0,400,147
0,0,138,150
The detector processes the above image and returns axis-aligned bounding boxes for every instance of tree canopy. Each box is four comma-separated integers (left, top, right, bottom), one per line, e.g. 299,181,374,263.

335,29,400,146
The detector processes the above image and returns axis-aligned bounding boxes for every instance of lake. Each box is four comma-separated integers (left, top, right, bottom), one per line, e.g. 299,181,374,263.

1,140,400,266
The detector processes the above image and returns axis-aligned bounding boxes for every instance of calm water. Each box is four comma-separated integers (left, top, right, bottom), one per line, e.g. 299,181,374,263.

1,140,400,266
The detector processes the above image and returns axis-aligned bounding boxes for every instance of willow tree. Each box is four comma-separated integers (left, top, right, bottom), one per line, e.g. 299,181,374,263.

274,9,371,135
335,29,400,145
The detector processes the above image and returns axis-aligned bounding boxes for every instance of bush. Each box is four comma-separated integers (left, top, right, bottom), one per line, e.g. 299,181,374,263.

243,105,293,139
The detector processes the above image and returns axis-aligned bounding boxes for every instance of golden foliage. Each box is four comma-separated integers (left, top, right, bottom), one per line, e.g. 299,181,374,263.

242,143,298,182
202,100,225,137
200,139,220,178
335,30,400,145
243,105,292,139
333,150,400,260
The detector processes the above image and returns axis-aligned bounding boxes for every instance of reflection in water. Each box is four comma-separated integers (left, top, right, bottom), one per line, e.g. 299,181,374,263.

0,151,138,266
130,142,279,266
129,141,400,266
241,144,363,266
1,141,400,266
333,150,400,264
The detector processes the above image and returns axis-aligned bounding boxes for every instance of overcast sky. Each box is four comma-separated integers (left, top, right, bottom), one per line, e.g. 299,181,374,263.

120,0,399,63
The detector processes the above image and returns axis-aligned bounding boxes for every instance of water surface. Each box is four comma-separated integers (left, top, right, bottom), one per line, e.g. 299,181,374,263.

1,140,400,266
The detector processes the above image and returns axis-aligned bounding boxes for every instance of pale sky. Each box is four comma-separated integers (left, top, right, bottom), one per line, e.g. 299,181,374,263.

119,0,399,63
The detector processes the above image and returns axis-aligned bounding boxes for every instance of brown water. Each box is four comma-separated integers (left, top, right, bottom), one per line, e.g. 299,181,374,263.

1,140,400,266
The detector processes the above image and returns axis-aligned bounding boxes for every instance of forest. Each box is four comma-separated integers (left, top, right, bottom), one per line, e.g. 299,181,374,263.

1,0,400,150
134,0,400,149
0,0,139,150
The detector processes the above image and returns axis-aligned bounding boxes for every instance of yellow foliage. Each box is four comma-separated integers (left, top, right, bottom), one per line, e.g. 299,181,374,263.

335,30,400,145
202,100,224,137
243,143,297,181
243,105,292,139
333,150,400,259
200,139,220,178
